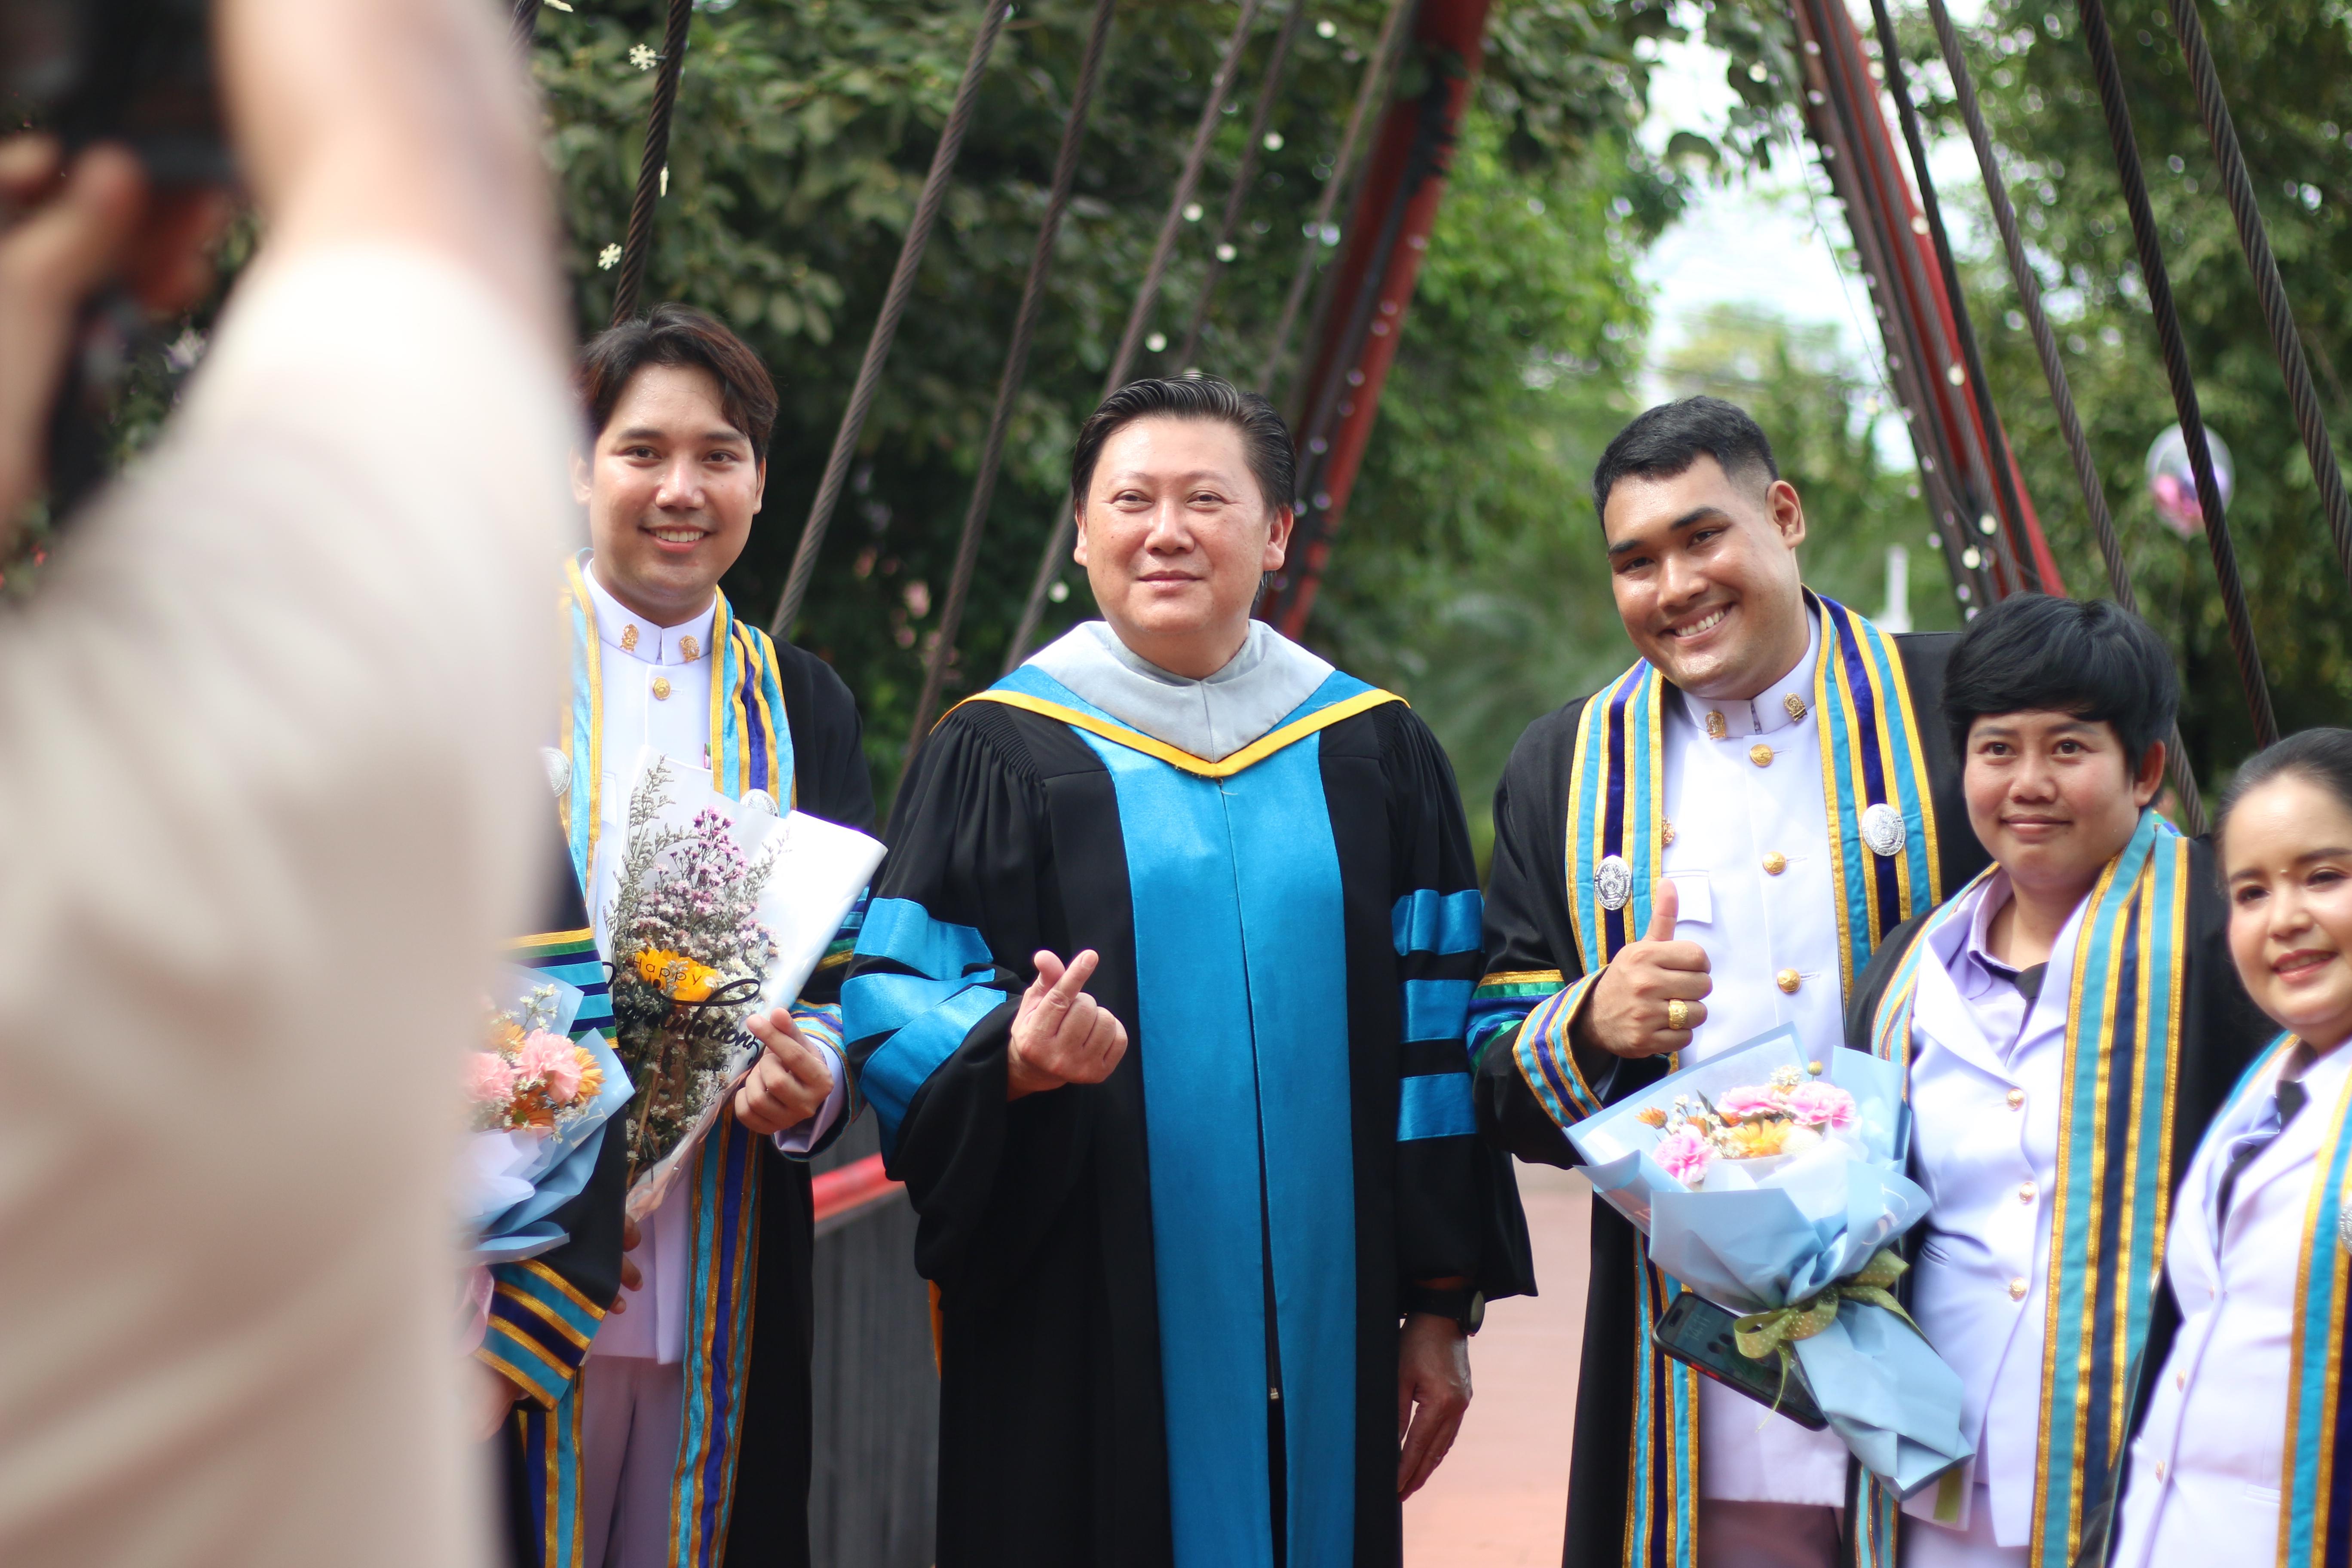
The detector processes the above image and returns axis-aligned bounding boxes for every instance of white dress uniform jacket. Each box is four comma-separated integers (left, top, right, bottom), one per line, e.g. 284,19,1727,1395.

2110,1039,2352,1568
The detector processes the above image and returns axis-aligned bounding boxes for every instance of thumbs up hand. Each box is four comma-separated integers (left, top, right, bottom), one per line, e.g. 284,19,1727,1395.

1006,949,1130,1101
1572,877,1712,1060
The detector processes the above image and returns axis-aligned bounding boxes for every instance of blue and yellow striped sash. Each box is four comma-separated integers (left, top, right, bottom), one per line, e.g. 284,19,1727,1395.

556,554,795,889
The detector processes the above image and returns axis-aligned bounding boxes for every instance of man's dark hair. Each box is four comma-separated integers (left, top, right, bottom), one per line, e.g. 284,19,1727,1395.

2217,728,2352,851
1590,395,1780,523
1941,593,2178,768
577,303,779,466
1069,376,1295,518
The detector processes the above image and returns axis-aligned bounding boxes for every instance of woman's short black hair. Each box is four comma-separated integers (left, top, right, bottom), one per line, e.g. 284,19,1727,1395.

1941,593,2179,767
1590,395,1779,523
2217,728,2352,849
1069,376,1295,519
578,303,779,465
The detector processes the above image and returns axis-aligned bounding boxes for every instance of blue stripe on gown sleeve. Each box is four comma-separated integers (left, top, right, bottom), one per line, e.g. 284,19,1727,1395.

1396,1072,1477,1141
1401,977,1473,1045
1391,888,1483,957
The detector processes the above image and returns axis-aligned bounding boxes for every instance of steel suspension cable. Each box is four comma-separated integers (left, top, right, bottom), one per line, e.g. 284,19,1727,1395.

1002,0,1270,672
2162,0,2352,594
904,0,1119,758
767,0,1012,641
1173,0,1314,372
1921,0,2205,831
609,0,694,327
2077,0,2277,747
1255,0,1415,397
1863,0,2041,593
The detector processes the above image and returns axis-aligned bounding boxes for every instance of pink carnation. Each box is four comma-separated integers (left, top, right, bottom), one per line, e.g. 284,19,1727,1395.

1784,1081,1856,1130
1715,1086,1785,1122
465,1052,520,1106
1656,1124,1714,1186
518,1030,585,1104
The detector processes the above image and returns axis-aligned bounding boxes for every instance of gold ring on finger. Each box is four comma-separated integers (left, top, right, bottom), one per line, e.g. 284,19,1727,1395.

1666,998,1689,1030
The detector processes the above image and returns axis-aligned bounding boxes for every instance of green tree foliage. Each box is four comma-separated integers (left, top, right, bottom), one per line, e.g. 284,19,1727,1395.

1893,0,2352,780
530,0,1690,800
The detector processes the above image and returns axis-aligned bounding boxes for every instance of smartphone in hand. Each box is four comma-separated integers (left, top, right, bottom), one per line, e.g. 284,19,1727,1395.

1652,1291,1830,1431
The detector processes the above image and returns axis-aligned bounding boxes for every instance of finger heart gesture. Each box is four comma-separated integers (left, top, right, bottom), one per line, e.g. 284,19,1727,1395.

1006,949,1129,1101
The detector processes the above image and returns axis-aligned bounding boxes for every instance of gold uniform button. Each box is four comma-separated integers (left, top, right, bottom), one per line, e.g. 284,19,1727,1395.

1750,743,1775,768
2018,1181,2038,1204
2175,1369,2187,1390
651,676,673,701
2008,1277,2029,1301
1762,851,1788,875
678,634,699,662
1776,968,1801,995
2007,1088,2026,1110
620,624,640,652
2153,1460,2166,1482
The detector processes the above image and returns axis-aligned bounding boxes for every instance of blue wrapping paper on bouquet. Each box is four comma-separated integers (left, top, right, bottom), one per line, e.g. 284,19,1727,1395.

1568,1027,1973,1500
461,966,634,1265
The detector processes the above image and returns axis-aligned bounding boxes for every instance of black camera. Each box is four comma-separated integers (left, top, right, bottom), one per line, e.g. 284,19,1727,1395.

1,0,228,186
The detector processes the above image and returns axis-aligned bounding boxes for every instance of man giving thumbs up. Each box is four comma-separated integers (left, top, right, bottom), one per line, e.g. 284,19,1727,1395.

1468,398,1982,1568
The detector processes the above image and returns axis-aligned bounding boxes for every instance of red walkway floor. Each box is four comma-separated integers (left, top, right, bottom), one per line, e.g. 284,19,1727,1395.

1401,1162,1589,1567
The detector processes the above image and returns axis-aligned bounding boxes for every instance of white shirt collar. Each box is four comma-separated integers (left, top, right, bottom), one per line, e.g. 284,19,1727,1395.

1026,619,1336,762
1675,614,1821,740
582,557,717,668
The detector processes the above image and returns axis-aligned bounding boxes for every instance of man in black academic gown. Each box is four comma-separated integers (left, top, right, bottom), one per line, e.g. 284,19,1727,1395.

1471,397,1985,1568
844,377,1532,1568
482,304,874,1568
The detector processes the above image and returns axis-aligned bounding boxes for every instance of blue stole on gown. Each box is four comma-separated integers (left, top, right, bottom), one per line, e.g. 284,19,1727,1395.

853,662,1433,1568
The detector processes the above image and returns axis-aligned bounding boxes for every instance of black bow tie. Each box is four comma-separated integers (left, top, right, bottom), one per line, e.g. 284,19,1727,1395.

2217,1079,2309,1228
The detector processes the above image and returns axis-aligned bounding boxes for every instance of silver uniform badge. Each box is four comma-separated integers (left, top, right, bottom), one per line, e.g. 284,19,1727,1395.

541,747,572,797
1596,854,1633,912
1861,802,1907,858
738,788,780,818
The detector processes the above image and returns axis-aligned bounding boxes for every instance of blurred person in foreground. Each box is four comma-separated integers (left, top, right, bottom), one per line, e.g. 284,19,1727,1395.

1844,595,2266,1568
491,303,872,1568
2108,729,2352,1568
843,376,1532,1567
0,1,573,1565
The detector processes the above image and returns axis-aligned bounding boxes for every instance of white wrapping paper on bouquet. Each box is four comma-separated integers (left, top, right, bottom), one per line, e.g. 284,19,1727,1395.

592,747,884,1221
1567,1026,1973,1499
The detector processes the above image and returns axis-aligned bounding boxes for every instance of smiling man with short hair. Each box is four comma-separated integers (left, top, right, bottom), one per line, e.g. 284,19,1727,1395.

845,375,1532,1568
1473,396,1985,1568
493,303,873,1568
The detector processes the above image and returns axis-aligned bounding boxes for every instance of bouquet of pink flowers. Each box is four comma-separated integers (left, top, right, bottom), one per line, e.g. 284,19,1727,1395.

1642,1066,1860,1188
1568,1026,1970,1498
459,971,631,1268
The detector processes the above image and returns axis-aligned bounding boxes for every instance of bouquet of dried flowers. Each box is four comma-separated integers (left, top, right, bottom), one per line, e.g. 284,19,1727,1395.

1636,1065,1859,1188
605,758,779,1200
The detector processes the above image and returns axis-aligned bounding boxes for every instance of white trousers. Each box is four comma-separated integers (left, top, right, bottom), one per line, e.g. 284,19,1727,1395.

1901,1488,2028,1568
577,1354,686,1568
1696,1500,1841,1568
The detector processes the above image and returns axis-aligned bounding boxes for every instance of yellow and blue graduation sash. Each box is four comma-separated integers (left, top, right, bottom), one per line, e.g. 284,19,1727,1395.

543,554,796,1568
1493,595,1938,1568
2206,1031,2352,1568
556,554,793,890
1864,809,2191,1568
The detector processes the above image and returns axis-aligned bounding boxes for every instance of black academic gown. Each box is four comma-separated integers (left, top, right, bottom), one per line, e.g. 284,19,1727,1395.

846,691,1534,1568
1841,832,2269,1568
1472,630,1984,1568
499,639,873,1568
